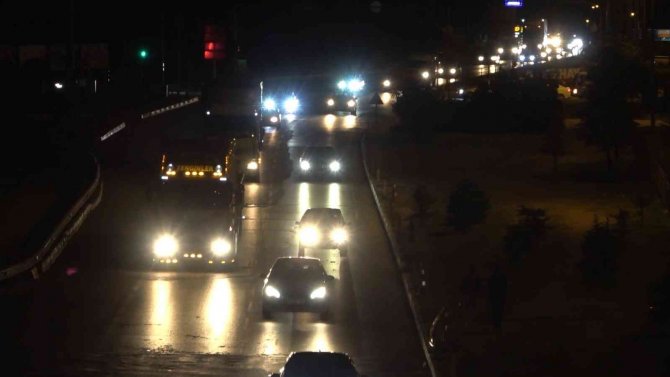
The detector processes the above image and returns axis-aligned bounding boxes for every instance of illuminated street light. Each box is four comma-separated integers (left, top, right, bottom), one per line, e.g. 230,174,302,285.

629,11,635,17
529,55,535,61
511,47,520,54
54,82,64,89
585,19,590,24
477,56,484,62
540,52,547,58
421,71,430,79
449,78,456,83
458,88,464,95
437,67,444,74
383,79,391,87
449,67,457,75
497,47,504,54
490,55,499,62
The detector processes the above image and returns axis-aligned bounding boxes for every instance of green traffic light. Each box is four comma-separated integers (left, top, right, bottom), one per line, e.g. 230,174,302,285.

139,49,148,59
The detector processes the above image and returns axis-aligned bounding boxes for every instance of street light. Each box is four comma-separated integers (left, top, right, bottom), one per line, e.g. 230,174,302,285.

629,11,635,17
449,68,457,75
437,67,444,74
477,56,484,62
585,19,590,24
511,47,519,54
497,47,504,54
421,71,430,79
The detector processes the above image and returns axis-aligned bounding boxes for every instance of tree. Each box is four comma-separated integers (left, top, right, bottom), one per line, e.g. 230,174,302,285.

579,217,622,288
413,184,434,219
581,46,643,173
503,206,550,263
446,180,490,232
542,100,565,173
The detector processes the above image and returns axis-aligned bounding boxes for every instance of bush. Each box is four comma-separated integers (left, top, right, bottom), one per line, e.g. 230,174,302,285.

503,224,534,263
580,218,621,288
446,180,490,232
502,206,550,263
393,89,450,140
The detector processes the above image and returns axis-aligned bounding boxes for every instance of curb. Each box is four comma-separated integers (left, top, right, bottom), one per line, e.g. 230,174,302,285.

360,133,438,377
0,155,102,281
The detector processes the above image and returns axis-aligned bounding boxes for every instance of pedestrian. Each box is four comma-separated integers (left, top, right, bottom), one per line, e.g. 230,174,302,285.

488,263,508,331
459,264,480,308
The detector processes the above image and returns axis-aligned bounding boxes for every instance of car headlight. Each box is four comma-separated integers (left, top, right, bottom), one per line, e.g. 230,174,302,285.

331,228,348,244
327,98,335,106
210,238,232,256
347,99,356,107
153,234,178,257
270,115,279,123
300,160,311,171
265,285,281,299
247,160,259,170
283,96,299,113
299,226,320,246
263,98,276,111
310,286,327,300
329,161,341,172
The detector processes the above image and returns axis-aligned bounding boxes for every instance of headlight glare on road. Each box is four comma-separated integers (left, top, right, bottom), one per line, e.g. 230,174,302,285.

210,238,232,256
153,234,178,257
331,228,348,244
310,286,327,300
247,160,259,170
347,99,356,108
299,226,320,246
329,161,341,172
327,98,335,106
300,160,311,171
265,285,281,299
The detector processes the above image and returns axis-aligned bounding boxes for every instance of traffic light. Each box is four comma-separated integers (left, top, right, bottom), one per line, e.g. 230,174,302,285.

138,48,149,60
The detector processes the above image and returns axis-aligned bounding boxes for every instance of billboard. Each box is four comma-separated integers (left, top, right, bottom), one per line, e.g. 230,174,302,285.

505,0,523,7
654,29,670,42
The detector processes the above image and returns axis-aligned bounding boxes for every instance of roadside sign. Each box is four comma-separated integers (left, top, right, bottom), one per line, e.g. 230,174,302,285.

370,93,384,105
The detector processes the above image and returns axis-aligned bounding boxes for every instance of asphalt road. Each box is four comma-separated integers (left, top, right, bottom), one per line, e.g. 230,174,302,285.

2,94,425,377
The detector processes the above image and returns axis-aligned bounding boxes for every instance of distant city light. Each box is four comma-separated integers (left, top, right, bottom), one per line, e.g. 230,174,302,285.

458,88,464,95
421,71,430,79
511,47,520,54
585,19,590,24
630,11,635,17
54,82,64,89
437,67,444,74
519,55,526,61
477,56,485,62
449,78,456,83
529,55,536,61
497,47,504,54
449,68,457,75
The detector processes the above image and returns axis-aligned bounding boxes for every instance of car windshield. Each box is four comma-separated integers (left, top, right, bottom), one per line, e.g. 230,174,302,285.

157,181,233,209
271,259,325,281
301,209,342,225
302,147,337,161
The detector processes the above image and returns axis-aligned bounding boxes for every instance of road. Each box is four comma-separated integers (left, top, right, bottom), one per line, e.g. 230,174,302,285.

1,94,426,377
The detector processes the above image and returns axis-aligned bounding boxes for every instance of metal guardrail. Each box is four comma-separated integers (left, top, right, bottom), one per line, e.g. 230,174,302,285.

359,133,437,377
0,155,102,281
140,97,199,120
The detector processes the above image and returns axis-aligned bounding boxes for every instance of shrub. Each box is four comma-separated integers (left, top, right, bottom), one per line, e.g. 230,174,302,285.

502,206,550,263
446,181,490,232
580,218,621,288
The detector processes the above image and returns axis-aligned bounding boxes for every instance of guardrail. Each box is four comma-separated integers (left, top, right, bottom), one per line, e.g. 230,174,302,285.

360,133,437,377
140,97,199,120
0,155,103,281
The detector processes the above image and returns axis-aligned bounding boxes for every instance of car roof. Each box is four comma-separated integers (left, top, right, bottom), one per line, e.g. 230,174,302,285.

284,352,357,377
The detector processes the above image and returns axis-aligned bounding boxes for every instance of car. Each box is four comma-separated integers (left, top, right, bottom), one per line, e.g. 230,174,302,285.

298,146,342,180
324,93,357,115
233,136,261,182
262,257,335,320
260,108,282,134
270,351,363,377
296,208,349,256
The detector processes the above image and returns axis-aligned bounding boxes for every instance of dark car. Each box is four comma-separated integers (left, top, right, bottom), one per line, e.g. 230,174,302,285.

324,93,357,115
262,257,335,320
296,208,349,256
298,146,342,180
270,352,362,377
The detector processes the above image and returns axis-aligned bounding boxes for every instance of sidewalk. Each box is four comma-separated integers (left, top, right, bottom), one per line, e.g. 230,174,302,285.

364,126,670,376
